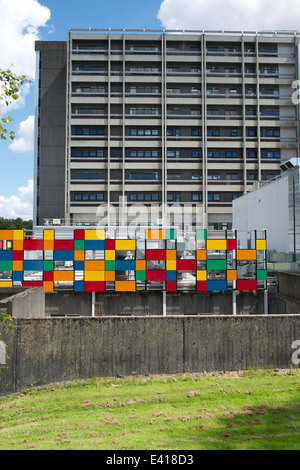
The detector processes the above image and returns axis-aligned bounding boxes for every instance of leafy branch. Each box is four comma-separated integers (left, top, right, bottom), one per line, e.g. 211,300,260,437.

0,68,29,141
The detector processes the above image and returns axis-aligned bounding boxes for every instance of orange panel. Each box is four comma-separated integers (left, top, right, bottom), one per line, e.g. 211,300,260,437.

53,271,74,282
74,251,85,261
43,281,54,292
237,250,257,261
85,260,105,271
227,270,237,281
13,261,23,271
115,281,136,292
136,260,146,271
197,250,207,261
44,240,54,251
146,229,166,241
13,240,23,250
0,230,13,240
166,250,176,260
105,271,115,282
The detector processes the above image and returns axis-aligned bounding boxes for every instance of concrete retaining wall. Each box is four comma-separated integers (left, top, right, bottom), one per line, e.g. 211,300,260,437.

1,315,300,396
0,287,45,318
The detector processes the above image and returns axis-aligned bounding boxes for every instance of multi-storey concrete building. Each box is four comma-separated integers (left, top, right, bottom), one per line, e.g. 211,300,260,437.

34,29,300,229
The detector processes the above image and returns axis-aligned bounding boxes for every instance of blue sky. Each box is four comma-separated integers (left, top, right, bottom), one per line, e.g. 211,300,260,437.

0,0,299,220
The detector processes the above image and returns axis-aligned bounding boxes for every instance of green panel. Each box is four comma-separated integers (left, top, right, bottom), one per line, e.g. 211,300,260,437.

257,270,267,281
105,260,115,271
75,240,85,251
44,260,54,271
166,229,177,241
0,261,12,271
207,259,227,271
136,270,146,281
196,229,207,241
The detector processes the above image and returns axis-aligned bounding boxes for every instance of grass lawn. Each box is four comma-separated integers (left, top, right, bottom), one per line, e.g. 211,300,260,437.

0,369,300,450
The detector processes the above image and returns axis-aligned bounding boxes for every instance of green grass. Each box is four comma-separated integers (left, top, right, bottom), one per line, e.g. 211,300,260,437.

0,369,300,450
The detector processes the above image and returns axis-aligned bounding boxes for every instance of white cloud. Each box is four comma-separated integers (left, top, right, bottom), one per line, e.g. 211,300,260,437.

0,180,33,220
8,115,34,153
0,0,51,80
157,0,300,31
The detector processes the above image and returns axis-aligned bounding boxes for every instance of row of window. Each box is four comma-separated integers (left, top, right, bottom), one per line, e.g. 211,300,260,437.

73,85,279,96
71,192,241,204
71,147,281,160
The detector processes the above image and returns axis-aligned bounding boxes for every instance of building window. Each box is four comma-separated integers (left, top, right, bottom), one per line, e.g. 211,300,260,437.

226,151,239,158
129,172,159,180
73,149,104,158
192,150,202,158
129,108,159,115
208,193,221,202
208,150,220,158
192,128,202,136
129,150,159,158
130,128,159,136
72,171,105,180
167,193,181,202
207,129,220,136
167,150,181,158
130,86,160,94
129,193,159,202
74,128,105,136
73,193,104,202
192,193,203,202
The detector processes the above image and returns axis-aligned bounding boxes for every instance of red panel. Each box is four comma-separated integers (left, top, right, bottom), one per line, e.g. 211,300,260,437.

54,240,74,251
23,281,44,287
23,240,44,251
43,271,54,281
227,239,237,250
74,230,85,240
146,271,166,281
146,250,166,261
13,250,23,261
237,280,257,291
197,281,207,291
84,281,105,292
166,281,177,291
177,260,197,271
105,239,115,250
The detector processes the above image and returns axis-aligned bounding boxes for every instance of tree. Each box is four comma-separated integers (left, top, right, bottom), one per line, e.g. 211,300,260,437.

0,68,28,141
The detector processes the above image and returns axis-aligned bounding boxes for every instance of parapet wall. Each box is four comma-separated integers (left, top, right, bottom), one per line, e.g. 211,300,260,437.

1,315,299,396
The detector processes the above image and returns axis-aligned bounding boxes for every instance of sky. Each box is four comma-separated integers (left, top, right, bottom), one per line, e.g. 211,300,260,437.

0,0,299,221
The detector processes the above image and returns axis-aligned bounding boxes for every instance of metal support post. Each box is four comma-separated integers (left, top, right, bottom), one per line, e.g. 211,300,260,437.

163,290,167,317
264,289,268,315
232,290,237,316
92,291,95,317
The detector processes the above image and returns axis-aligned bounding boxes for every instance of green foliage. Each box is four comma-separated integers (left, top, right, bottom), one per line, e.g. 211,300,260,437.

0,68,29,141
0,217,33,230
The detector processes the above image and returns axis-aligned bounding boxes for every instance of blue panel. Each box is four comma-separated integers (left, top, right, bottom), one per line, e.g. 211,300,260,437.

74,260,84,271
85,240,105,251
166,270,177,281
74,281,84,292
115,260,136,271
23,260,44,271
207,280,227,292
0,251,13,260
12,271,23,282
53,250,74,261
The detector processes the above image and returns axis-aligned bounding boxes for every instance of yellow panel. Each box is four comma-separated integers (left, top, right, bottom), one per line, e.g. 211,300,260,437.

0,230,13,240
44,240,54,251
43,281,54,292
166,260,176,271
13,261,23,271
256,240,266,250
115,240,136,251
0,281,13,287
85,260,105,271
136,260,146,271
85,229,105,240
197,250,207,261
84,271,105,281
13,230,24,241
237,250,257,261
105,271,115,281
13,240,23,250
146,229,166,241
227,270,237,281
74,250,85,261
207,240,227,251
166,250,176,260
43,230,55,241
53,271,74,282
197,271,207,281
115,281,136,292
105,250,115,260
